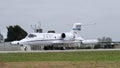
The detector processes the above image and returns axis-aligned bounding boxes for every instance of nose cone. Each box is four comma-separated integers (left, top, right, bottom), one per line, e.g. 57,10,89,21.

11,41,19,45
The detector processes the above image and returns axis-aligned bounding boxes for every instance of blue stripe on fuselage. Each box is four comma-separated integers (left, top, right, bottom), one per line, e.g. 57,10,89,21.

72,28,81,30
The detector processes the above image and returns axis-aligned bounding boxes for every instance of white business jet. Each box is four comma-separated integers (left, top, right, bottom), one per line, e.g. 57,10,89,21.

11,23,98,50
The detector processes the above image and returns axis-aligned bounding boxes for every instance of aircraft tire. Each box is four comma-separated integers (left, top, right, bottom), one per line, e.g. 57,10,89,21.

61,47,66,50
24,47,28,51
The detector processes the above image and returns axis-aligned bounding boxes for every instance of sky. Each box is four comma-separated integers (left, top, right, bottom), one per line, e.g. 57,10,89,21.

0,0,120,41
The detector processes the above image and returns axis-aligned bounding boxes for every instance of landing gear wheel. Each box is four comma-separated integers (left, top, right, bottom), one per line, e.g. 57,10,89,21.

61,47,66,50
24,47,28,51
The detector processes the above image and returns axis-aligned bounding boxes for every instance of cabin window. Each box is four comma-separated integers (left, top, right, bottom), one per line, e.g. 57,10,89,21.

28,34,36,38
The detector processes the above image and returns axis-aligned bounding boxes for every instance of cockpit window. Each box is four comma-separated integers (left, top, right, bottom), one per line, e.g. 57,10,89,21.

28,34,36,38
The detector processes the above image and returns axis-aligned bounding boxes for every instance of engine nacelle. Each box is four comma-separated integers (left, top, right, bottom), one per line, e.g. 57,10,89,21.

61,33,74,40
82,39,98,44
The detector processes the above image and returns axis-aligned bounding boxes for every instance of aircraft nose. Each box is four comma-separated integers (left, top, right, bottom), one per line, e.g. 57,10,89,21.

11,41,20,45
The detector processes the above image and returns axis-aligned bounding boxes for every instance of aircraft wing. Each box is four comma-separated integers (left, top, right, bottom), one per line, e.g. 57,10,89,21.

52,40,75,44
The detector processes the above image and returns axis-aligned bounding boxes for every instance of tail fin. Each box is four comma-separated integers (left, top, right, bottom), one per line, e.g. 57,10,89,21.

71,23,82,34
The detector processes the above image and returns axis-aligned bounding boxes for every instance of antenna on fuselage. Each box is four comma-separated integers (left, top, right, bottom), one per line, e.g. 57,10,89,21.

31,21,43,33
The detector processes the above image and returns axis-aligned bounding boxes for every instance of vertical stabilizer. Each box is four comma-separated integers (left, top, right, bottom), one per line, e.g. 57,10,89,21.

71,23,82,34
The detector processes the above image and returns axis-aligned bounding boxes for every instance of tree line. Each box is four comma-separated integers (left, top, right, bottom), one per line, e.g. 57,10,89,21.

5,25,28,42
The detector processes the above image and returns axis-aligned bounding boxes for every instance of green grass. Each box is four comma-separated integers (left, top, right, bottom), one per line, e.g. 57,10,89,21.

0,51,120,62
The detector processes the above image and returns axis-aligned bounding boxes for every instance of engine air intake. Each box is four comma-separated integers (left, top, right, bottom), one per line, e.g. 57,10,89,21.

61,33,66,38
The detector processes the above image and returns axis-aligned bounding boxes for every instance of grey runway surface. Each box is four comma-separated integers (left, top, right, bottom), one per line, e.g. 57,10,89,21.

0,49,120,53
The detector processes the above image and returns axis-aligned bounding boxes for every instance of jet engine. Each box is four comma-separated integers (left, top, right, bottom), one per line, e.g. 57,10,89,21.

61,33,74,40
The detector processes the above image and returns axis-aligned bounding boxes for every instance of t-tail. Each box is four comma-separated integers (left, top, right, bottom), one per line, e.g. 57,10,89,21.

71,23,82,35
